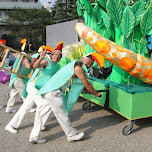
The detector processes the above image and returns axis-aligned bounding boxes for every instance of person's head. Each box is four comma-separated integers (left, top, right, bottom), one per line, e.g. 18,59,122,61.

38,45,54,59
81,56,94,69
21,38,30,53
51,50,62,63
50,41,64,63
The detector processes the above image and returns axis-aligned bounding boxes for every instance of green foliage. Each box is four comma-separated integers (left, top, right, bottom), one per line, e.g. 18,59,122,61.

120,6,135,38
54,0,80,23
96,0,107,9
76,0,152,85
3,7,55,50
131,0,146,26
93,3,100,21
102,10,111,29
140,6,152,37
139,36,148,55
122,36,136,52
106,0,123,26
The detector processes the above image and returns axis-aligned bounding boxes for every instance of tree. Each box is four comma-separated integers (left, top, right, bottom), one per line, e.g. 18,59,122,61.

3,7,55,50
53,0,80,23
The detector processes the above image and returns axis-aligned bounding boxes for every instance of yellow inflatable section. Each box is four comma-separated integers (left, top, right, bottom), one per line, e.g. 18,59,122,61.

75,23,152,84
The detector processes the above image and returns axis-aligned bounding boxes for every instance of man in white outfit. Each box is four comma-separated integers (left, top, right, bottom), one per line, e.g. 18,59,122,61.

28,55,102,144
5,43,63,143
5,39,37,113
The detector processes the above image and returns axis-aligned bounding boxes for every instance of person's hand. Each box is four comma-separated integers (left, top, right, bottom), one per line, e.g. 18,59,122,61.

95,92,102,98
31,58,37,64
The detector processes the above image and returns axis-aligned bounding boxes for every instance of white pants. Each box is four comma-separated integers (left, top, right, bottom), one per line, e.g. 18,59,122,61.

30,89,78,140
9,81,51,131
6,77,25,109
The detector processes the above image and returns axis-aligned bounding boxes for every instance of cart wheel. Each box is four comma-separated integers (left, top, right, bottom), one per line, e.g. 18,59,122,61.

82,101,91,110
122,120,134,136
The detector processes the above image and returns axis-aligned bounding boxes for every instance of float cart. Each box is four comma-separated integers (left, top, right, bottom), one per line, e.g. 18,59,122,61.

80,77,152,135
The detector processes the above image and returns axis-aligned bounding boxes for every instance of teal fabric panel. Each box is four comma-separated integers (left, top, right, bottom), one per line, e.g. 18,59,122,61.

37,60,78,95
9,53,39,87
35,60,60,90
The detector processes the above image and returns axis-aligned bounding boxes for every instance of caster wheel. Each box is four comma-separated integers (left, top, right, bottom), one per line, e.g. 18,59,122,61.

82,101,91,110
122,121,134,136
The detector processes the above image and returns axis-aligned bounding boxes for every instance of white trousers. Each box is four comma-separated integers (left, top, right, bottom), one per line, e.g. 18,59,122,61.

6,77,25,109
9,81,51,130
30,89,78,140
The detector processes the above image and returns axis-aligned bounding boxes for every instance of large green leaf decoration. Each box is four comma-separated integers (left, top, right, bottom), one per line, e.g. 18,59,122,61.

97,19,105,29
96,0,107,9
131,0,146,26
139,36,148,55
93,4,100,21
140,6,152,37
120,6,135,38
98,7,103,22
76,0,83,16
106,0,123,26
122,35,136,52
83,0,91,13
102,10,111,29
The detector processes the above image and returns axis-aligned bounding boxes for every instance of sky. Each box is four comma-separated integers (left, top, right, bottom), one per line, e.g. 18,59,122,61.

40,0,55,6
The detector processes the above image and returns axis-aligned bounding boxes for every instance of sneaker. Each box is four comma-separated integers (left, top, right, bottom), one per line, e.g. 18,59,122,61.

41,126,45,131
29,138,47,144
19,98,23,103
0,105,4,109
67,132,84,142
29,108,36,113
5,93,10,100
5,124,18,134
5,108,17,113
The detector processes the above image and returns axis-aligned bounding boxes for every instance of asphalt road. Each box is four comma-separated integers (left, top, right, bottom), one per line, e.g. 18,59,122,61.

0,82,152,152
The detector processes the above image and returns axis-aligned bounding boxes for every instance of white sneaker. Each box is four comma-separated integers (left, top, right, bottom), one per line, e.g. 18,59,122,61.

0,105,4,109
29,108,36,113
5,93,10,100
67,132,84,142
41,126,45,131
5,124,18,134
19,98,23,103
5,108,17,113
29,138,47,144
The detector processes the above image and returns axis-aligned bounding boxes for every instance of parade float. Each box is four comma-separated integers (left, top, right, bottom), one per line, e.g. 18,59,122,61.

75,0,152,135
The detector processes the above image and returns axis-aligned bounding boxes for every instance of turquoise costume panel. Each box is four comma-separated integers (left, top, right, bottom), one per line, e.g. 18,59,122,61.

22,59,60,98
9,53,39,87
35,59,60,90
37,60,78,94
37,60,88,114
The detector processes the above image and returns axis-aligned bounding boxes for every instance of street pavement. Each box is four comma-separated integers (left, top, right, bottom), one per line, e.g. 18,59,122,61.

0,82,152,152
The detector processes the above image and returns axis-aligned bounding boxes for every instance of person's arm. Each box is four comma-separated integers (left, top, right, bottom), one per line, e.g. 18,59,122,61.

33,50,49,69
23,57,37,69
74,65,102,97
